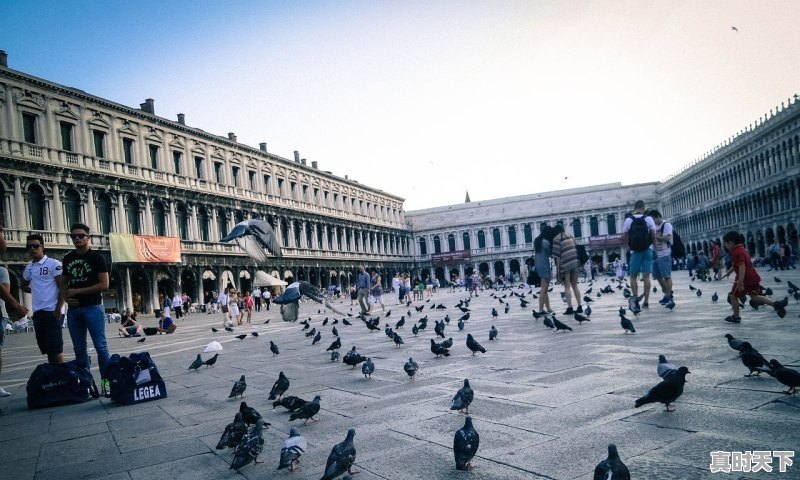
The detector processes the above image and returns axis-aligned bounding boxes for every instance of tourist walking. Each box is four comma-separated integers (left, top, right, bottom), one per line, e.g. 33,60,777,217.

368,270,385,313
534,226,554,313
356,265,371,314
551,224,582,314
621,200,656,308
650,210,674,306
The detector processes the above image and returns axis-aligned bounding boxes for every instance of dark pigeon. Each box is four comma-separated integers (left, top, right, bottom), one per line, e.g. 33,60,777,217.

740,342,771,377
489,325,498,341
453,416,479,471
321,429,357,480
225,326,234,332
230,419,266,471
312,331,322,345
635,366,690,412
137,337,146,343
188,354,204,371
268,372,290,400
229,375,247,399
326,336,342,351
430,339,451,358
343,346,366,369
362,358,375,378
450,379,474,414
725,333,743,354
272,395,308,412
212,327,219,333
712,292,719,303
768,359,800,394
270,341,280,356
491,308,498,318
593,444,630,480
395,316,406,329
620,314,636,334
553,317,573,332
239,401,263,426
404,357,418,379
277,428,307,472
236,334,248,340
574,312,590,324
330,351,340,362
457,319,465,331
466,334,486,356
392,331,404,346
204,353,219,367
657,355,678,379
216,412,247,450
289,395,321,425
332,326,338,337
441,337,454,349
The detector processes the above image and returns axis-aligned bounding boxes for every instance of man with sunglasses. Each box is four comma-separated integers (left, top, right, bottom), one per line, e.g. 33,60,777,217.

22,234,66,365
63,223,111,395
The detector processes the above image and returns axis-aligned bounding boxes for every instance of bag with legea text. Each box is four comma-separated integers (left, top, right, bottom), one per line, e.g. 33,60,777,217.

26,360,99,409
627,216,651,251
106,352,167,405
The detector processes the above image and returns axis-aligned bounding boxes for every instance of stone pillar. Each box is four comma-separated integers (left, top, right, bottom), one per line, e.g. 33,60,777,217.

299,221,307,249
190,205,199,240
116,193,128,234
124,266,134,312
599,215,608,235
50,183,64,232
211,208,219,241
85,187,97,231
143,196,154,235
149,270,159,313
14,177,27,229
168,201,178,237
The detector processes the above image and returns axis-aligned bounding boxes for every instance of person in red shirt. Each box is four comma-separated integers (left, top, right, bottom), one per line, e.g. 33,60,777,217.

722,231,788,323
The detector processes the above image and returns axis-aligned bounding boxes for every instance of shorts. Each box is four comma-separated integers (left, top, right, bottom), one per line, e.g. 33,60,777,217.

652,255,672,280
125,326,138,336
730,281,762,297
629,250,654,275
228,305,240,317
0,318,6,349
32,310,64,355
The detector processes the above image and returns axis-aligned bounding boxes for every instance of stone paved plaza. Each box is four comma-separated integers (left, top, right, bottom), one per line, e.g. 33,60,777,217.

1,267,799,480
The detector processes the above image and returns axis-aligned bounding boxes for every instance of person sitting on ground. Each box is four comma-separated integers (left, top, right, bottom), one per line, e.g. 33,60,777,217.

118,312,143,337
157,310,177,334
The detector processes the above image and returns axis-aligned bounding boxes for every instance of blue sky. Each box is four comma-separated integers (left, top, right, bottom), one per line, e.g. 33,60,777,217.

2,1,799,210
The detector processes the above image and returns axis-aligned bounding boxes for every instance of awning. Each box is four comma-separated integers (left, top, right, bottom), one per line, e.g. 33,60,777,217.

254,271,288,287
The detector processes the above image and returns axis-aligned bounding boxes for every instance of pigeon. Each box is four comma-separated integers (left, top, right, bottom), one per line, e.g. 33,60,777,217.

361,358,375,378
657,355,678,379
620,314,636,334
251,331,259,337
216,412,248,450
289,395,321,425
416,305,425,312
412,324,419,336
725,333,743,354
239,401,263,425
188,354,204,371
332,326,339,337
236,334,248,340
768,360,800,394
321,429,358,480
653,287,657,293
395,316,406,329
330,351,340,362
740,342,771,377
434,320,445,338
696,289,702,297
553,317,573,332
212,327,219,333
450,379,474,414
230,419,265,470
263,319,270,324
270,341,280,356
689,285,697,291
441,337,454,349
618,307,626,316
491,308,498,318
457,319,465,331
277,428,307,472
273,396,308,414
343,346,366,369
137,337,146,343
543,316,555,329
302,321,311,331
274,281,345,323
635,366,690,412
593,444,630,480
268,372,290,400
574,312,590,324
392,331,404,346
774,277,782,283
430,339,451,358
665,299,675,310
326,336,341,351
228,375,247,399
384,323,393,337
323,318,329,326
342,318,352,326
489,325,498,341
506,303,512,313
202,353,219,368
453,416,479,471
404,357,418,379
584,304,592,317
466,334,486,356
712,292,719,303
312,331,322,345
221,218,281,261
628,294,643,316
459,313,470,321
385,310,392,317
305,327,316,338
583,296,593,303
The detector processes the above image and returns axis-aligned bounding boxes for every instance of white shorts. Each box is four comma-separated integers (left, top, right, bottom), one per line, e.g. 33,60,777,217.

228,305,240,317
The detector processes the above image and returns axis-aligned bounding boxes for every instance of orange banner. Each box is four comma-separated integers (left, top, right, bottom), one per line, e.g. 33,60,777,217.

109,234,182,263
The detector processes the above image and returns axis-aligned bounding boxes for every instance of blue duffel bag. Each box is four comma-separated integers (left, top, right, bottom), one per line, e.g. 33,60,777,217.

26,360,99,409
106,352,167,405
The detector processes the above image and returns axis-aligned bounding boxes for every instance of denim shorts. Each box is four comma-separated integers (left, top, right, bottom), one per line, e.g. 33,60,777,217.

629,250,654,275
652,255,672,280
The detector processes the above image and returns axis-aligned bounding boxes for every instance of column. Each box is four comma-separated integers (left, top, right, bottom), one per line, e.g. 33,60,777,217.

125,266,134,312
168,201,178,237
190,205,199,240
51,183,64,232
149,270,158,313
211,208,219,241
288,219,297,248
582,216,590,240
311,223,319,250
85,187,97,231
299,221,308,249
599,215,608,235
143,196,154,235
14,177,27,229
116,192,128,234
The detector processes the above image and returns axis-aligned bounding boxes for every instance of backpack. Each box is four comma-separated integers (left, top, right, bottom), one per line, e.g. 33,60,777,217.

627,215,650,251
575,244,589,265
106,352,167,405
661,223,686,259
27,360,99,409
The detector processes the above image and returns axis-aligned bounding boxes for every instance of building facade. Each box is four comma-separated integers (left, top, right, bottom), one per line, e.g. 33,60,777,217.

0,54,414,313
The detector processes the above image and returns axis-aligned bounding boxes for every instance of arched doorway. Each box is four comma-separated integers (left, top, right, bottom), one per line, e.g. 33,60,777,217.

464,265,474,276
309,269,318,286
130,269,150,313
787,223,798,251
202,270,217,301
449,268,459,283
494,261,505,278
296,267,306,282
220,270,236,291
478,262,489,276
181,269,197,300
156,270,173,309
420,268,431,280
509,259,520,275
239,270,252,293
434,266,445,284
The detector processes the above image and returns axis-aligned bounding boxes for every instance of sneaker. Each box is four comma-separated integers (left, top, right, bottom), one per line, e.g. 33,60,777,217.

564,307,574,315
576,305,583,313
101,379,111,398
659,296,671,305
0,386,11,397
724,315,741,324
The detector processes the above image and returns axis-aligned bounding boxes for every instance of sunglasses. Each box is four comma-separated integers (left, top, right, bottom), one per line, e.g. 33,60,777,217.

70,233,89,240
26,243,42,249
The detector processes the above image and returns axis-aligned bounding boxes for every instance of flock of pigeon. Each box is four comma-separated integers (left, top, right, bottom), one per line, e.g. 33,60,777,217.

171,272,800,478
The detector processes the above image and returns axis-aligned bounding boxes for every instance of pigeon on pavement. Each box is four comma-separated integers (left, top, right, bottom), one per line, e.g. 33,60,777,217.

326,336,341,351
725,333,743,354
229,375,247,399
657,355,678,379
466,334,486,355
740,342,771,377
230,419,265,470
277,428,307,472
204,353,219,367
289,395,321,425
593,444,630,480
321,429,358,480
450,379,474,414
453,416,480,471
620,314,636,334
553,317,573,332
430,339,451,358
404,357,418,379
216,412,248,450
268,372,290,400
239,401,263,426
768,360,800,394
188,354,204,371
270,341,280,356
343,346,366,369
635,366,690,412
362,358,375,378
273,395,308,412
489,325,498,340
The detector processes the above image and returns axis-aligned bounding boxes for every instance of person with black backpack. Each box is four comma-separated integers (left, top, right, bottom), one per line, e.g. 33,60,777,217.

621,200,657,308
649,210,675,306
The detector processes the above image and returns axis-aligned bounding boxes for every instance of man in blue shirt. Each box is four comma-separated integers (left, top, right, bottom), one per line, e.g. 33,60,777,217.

356,265,371,314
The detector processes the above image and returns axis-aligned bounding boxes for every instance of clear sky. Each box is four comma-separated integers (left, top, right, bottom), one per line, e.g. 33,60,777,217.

2,1,798,211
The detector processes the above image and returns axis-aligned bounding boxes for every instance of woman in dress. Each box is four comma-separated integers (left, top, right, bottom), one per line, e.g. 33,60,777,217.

533,226,554,313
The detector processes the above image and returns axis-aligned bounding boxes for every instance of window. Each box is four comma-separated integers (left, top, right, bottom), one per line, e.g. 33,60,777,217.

27,185,45,230
152,202,167,236
177,204,189,240
524,224,532,243
478,230,486,249
60,122,74,151
126,197,141,234
492,228,501,247
63,189,81,227
263,175,271,193
508,226,517,245
290,182,297,199
231,166,240,187
313,188,319,202
418,237,427,255
277,178,284,195
149,145,159,170
448,234,456,252
194,156,205,179
572,219,582,238
302,185,308,202
217,209,227,240
22,113,37,144
607,214,617,235
248,171,256,190
123,138,134,164
462,232,471,250
214,162,224,183
590,217,599,236
172,151,182,174
433,235,441,254
96,193,113,234
93,130,105,158
198,209,209,242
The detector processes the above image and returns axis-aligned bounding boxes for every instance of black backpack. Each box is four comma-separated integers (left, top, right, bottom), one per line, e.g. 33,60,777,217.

627,216,650,251
661,223,686,258
27,360,99,409
576,244,589,265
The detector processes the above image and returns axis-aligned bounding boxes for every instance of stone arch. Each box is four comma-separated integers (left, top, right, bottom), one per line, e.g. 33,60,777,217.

510,259,520,275
478,262,489,276
181,269,197,300
494,260,505,277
